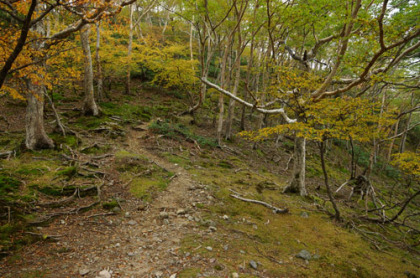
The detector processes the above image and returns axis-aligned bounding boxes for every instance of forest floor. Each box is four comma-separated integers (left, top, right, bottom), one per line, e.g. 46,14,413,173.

0,85,419,277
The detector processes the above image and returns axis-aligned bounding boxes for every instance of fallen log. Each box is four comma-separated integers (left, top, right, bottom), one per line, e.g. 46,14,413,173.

230,194,289,214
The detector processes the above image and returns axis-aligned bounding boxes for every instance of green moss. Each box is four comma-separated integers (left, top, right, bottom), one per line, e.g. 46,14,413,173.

56,166,78,179
149,120,217,147
0,175,21,195
178,268,201,278
102,200,119,210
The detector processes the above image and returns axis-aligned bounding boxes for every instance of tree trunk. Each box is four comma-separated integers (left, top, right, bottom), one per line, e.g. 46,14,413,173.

126,3,134,95
25,80,54,150
24,6,54,150
217,42,231,145
225,49,241,140
319,140,341,221
283,136,307,196
95,22,103,101
80,24,99,116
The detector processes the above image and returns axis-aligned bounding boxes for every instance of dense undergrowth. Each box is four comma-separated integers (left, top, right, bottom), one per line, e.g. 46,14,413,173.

0,84,419,277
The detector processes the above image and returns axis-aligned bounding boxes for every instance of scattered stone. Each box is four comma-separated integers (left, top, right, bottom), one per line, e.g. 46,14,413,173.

296,250,312,260
127,252,135,257
124,212,131,218
209,258,216,263
159,212,169,219
313,254,320,259
97,270,111,278
240,250,245,254
249,260,258,270
252,224,258,230
209,226,217,232
223,245,229,251
127,220,137,226
232,273,239,278
205,246,213,251
222,215,229,220
163,219,170,225
352,268,357,272
188,216,194,221
79,268,90,276
300,212,309,218
112,207,121,213
169,274,177,278
115,243,121,248
154,271,163,278
176,209,186,215
137,204,147,211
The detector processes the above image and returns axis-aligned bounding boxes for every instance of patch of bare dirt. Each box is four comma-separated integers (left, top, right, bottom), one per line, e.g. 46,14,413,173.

0,127,219,278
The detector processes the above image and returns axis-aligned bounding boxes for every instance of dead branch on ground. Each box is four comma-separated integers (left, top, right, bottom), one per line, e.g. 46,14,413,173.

230,194,288,214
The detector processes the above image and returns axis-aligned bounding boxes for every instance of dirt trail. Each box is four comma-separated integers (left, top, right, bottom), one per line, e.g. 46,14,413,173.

1,128,214,278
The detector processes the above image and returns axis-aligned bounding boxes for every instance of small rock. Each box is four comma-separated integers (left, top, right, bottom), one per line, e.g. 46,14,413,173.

124,212,131,218
97,270,111,278
300,212,309,218
249,260,258,270
313,254,320,259
188,216,194,221
209,226,217,232
352,268,357,272
163,219,170,225
240,250,245,254
232,273,239,278
137,204,147,211
209,258,216,263
222,215,229,220
170,274,177,278
112,207,121,213
252,224,258,230
155,271,164,278
79,268,90,276
159,211,169,219
205,246,213,251
127,252,135,257
115,243,121,247
223,245,229,251
296,250,312,260
127,220,137,226
176,209,186,215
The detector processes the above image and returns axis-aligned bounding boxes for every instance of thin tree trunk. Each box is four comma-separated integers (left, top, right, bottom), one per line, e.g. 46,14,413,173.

283,136,307,196
319,140,341,221
387,119,400,161
126,4,134,95
217,41,231,145
399,93,414,153
225,50,241,140
80,24,99,116
95,21,103,101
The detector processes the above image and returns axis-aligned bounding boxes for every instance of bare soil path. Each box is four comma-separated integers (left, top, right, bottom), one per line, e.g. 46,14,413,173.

1,127,216,278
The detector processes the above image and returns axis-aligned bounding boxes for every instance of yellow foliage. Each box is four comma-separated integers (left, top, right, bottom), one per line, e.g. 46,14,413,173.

391,152,420,179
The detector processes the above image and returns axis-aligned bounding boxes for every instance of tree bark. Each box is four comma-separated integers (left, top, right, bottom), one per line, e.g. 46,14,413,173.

95,22,103,101
319,140,341,221
283,136,307,196
25,80,54,150
80,24,99,116
126,3,134,95
24,6,54,150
